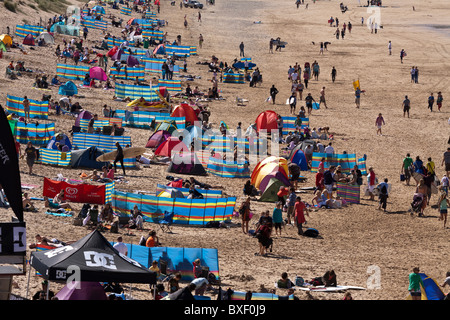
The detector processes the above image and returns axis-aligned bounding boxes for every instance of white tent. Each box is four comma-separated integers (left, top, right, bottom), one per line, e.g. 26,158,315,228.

36,32,55,45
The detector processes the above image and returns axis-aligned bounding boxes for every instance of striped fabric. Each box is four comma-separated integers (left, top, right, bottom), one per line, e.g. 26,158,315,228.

110,66,145,80
106,37,132,49
6,95,49,120
105,181,115,204
141,29,164,40
141,58,180,74
122,47,149,58
16,122,55,145
207,157,251,178
282,117,309,135
223,73,245,84
311,152,358,174
114,83,161,101
337,182,360,204
165,45,192,57
72,133,135,168
121,6,132,15
81,18,107,30
56,63,90,81
144,11,157,19
78,118,123,132
132,19,156,29
200,135,268,155
114,110,185,129
231,292,294,301
112,190,235,226
72,133,131,151
158,79,181,92
108,244,219,281
38,149,71,166
15,25,45,38
156,184,223,199
357,157,367,175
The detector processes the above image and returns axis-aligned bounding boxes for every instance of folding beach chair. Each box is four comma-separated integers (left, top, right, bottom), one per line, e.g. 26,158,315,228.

159,210,174,233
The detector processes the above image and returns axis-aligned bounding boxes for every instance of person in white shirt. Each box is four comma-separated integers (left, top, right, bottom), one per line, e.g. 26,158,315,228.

190,277,209,296
324,143,334,154
113,236,128,256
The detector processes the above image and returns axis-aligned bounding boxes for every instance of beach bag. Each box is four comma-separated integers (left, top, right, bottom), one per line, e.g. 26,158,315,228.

295,276,305,287
73,216,83,226
400,174,405,182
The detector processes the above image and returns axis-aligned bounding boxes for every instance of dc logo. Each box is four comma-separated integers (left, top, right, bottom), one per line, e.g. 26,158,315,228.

84,251,117,270
56,270,67,280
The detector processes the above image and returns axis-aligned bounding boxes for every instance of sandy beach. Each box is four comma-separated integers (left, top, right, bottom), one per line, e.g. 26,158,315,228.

0,0,449,301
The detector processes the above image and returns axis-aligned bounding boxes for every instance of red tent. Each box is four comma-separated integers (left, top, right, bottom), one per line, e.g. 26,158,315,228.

23,34,35,46
154,136,188,157
171,104,199,126
107,45,119,57
255,110,279,132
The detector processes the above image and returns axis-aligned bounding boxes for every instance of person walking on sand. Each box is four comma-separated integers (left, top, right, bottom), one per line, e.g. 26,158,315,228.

270,85,279,104
239,197,251,234
198,34,204,48
428,93,435,112
355,86,361,108
437,187,449,229
294,196,309,236
331,66,337,83
401,153,414,186
400,49,406,63
319,86,327,109
388,41,392,55
403,95,411,118
375,113,385,136
437,92,444,111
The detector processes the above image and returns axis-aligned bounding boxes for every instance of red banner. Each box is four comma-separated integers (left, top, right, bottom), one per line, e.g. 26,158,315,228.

43,178,106,205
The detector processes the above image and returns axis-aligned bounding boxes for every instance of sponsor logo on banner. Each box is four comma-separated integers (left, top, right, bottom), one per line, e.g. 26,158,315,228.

84,251,117,270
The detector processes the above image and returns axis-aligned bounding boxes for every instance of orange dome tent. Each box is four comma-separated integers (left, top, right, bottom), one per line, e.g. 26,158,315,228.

171,104,199,126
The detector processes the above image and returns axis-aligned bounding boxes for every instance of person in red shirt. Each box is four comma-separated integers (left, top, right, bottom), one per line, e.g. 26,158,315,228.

315,168,324,191
277,186,289,206
294,196,310,236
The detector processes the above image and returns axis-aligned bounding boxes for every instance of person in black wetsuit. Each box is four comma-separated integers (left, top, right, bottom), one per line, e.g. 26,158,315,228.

114,142,126,176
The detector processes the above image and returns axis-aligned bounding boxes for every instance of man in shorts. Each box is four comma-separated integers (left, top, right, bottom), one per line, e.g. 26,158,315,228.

319,86,327,109
286,188,297,225
402,153,413,186
442,147,450,176
23,96,30,120
402,95,411,118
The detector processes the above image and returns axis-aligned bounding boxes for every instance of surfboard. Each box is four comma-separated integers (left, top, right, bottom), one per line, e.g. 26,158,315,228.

411,171,438,194
232,62,256,69
96,147,147,162
296,285,366,292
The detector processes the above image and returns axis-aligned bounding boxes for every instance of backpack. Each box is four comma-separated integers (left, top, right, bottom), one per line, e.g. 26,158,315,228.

380,184,388,195
295,276,305,287
304,228,319,238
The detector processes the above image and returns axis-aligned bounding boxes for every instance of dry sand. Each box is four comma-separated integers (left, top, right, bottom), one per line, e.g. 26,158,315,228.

0,0,449,301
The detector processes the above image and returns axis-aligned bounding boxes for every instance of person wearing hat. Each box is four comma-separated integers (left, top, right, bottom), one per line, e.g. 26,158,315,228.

408,267,425,300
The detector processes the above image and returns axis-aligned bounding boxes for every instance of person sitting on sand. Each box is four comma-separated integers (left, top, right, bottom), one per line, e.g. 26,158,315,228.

22,192,36,211
51,190,72,210
277,272,294,289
